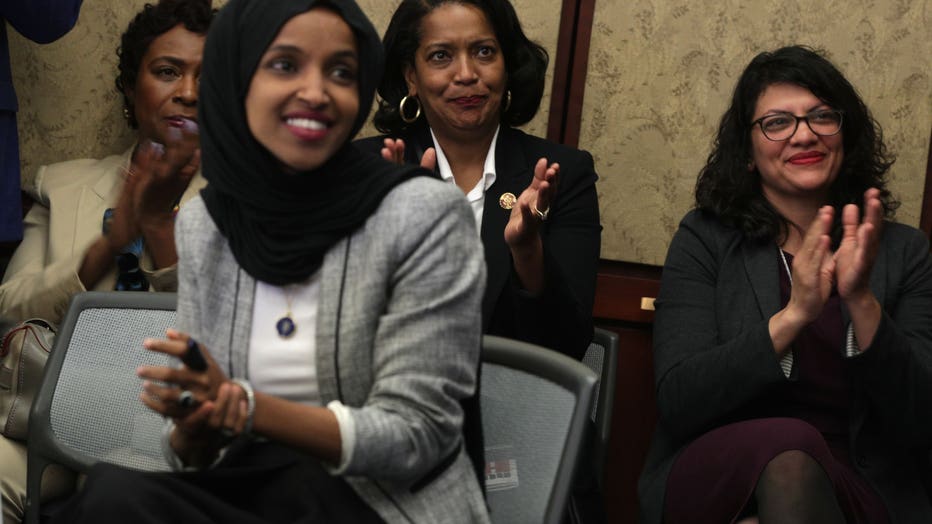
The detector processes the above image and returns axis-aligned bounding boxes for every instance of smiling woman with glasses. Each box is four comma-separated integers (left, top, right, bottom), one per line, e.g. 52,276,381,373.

639,46,932,524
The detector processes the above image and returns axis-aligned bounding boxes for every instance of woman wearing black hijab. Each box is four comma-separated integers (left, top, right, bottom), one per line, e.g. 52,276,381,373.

50,0,490,522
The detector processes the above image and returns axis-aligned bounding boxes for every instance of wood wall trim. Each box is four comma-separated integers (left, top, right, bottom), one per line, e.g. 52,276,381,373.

562,0,595,148
920,125,932,241
546,0,596,147
592,259,662,524
594,259,662,324
546,0,580,143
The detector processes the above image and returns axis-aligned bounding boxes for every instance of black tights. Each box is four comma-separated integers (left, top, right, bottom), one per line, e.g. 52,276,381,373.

751,450,845,524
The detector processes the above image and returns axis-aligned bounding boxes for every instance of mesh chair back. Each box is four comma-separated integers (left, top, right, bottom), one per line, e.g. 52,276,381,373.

581,327,619,485
26,292,178,523
481,336,597,524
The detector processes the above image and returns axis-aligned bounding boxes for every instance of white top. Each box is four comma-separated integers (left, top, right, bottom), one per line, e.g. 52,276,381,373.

248,272,356,469
250,276,321,403
431,126,499,228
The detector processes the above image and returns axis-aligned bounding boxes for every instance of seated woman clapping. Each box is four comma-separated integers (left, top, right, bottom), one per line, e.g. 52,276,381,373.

0,3,211,523
639,46,932,524
0,0,210,324
358,0,601,362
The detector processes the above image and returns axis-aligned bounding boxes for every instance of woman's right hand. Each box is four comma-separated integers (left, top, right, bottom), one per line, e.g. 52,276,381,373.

785,206,836,324
103,125,200,251
768,206,835,354
106,124,200,270
380,138,437,170
132,124,201,231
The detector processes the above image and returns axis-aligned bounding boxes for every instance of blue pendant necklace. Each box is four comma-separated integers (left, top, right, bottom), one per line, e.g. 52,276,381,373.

276,287,296,338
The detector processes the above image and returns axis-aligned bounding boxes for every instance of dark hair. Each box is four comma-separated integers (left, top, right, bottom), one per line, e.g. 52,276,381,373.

115,0,214,129
373,0,548,134
695,45,897,242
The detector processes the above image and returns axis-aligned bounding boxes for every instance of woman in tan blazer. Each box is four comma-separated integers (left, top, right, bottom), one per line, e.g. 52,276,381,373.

0,2,213,522
0,0,211,325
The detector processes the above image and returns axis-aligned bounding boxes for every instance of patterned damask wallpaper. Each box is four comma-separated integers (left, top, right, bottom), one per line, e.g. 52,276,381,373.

9,0,931,265
584,0,932,264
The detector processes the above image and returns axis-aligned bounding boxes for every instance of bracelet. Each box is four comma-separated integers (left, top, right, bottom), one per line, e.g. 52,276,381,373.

231,378,256,435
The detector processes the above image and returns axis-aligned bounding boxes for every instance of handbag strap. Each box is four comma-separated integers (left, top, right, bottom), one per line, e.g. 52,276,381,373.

0,325,30,359
0,320,55,359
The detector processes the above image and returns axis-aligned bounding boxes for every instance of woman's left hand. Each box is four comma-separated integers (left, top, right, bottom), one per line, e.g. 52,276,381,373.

834,188,883,302
833,188,884,350
502,158,559,294
504,157,559,250
138,329,248,448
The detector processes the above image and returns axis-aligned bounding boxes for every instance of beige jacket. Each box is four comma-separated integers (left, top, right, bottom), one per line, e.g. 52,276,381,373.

0,147,205,323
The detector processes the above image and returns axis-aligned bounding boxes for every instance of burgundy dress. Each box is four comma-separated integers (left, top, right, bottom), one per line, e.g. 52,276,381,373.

663,252,890,524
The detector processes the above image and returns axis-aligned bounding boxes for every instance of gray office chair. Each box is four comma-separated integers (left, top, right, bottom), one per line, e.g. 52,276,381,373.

25,292,178,523
481,335,598,524
581,327,619,486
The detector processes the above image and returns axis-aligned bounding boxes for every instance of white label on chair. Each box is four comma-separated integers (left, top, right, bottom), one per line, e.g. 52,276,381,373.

485,444,519,491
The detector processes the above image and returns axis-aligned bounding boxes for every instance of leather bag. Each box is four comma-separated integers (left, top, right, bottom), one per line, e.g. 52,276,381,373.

0,319,56,440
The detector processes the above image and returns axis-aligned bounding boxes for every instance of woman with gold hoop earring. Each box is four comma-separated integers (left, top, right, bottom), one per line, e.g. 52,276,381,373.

360,0,600,364
357,1,602,520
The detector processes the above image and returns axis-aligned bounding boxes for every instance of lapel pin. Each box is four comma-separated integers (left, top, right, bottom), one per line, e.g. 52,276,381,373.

499,192,516,210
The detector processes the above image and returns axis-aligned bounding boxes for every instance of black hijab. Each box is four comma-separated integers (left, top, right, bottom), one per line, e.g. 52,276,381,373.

199,0,423,285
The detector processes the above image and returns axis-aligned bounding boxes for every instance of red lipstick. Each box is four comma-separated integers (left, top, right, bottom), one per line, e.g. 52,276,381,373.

787,151,825,165
452,96,485,108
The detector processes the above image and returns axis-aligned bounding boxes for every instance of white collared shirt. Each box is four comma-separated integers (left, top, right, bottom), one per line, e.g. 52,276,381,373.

430,126,499,228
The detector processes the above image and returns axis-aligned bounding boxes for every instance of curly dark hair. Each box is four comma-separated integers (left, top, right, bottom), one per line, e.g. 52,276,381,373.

115,0,214,129
372,0,548,135
695,45,897,243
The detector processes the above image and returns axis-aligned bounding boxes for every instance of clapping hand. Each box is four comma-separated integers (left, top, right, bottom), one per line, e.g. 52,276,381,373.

784,188,884,329
834,188,883,302
504,157,559,249
380,138,437,170
132,122,201,231
106,123,200,246
784,205,835,325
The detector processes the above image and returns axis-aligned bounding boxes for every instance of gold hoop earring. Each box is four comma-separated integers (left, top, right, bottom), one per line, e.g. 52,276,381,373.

399,95,421,124
504,90,512,113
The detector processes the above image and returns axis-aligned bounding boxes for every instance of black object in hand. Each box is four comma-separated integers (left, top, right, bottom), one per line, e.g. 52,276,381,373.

181,338,208,371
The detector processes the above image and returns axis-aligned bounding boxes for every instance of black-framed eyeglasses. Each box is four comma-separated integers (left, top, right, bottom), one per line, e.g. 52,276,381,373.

751,109,843,141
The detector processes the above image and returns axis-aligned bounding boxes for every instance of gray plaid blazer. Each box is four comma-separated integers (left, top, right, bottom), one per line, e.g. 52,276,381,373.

174,177,490,523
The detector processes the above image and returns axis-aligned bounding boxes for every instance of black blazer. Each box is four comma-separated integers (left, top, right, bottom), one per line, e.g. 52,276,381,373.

639,209,932,524
358,123,601,360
